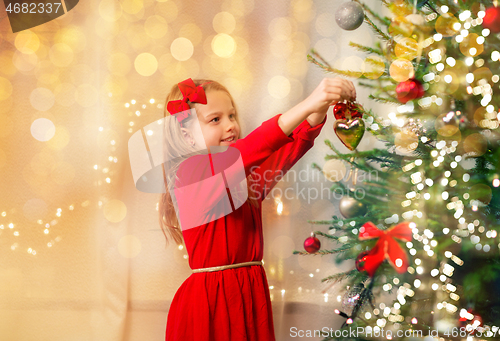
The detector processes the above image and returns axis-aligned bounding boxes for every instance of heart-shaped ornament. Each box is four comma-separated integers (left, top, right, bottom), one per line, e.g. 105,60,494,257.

334,118,365,151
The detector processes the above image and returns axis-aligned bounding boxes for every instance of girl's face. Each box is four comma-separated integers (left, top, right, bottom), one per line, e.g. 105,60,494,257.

189,90,240,151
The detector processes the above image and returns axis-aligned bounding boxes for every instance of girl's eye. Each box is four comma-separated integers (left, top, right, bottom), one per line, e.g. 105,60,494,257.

211,117,219,123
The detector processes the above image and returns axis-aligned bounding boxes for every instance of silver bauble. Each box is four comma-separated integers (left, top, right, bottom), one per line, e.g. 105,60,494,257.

335,2,364,31
339,196,367,218
341,284,365,316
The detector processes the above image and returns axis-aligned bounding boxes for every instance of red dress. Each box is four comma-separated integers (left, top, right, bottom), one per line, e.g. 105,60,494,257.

165,113,327,341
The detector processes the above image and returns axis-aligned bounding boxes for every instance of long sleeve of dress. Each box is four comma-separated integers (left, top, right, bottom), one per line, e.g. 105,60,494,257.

250,114,327,201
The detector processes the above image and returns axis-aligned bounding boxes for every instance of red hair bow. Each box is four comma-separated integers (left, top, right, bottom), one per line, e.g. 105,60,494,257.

167,78,208,124
358,221,413,277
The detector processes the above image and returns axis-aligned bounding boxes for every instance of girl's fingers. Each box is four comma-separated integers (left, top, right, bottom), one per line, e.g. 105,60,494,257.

326,81,355,97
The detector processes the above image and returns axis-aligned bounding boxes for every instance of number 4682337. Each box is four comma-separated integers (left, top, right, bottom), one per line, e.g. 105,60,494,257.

5,2,62,14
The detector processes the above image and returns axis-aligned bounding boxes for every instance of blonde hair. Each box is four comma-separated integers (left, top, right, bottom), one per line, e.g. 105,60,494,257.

158,79,259,246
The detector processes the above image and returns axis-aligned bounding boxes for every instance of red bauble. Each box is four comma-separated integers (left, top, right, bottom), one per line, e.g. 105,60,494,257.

483,7,500,33
333,102,348,120
349,102,364,119
304,233,321,253
396,79,424,103
333,102,364,119
355,251,370,272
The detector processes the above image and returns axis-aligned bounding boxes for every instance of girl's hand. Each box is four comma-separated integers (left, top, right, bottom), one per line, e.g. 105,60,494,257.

278,78,356,135
302,78,356,116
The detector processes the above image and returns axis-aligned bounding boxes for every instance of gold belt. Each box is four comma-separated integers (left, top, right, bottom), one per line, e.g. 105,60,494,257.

192,261,262,273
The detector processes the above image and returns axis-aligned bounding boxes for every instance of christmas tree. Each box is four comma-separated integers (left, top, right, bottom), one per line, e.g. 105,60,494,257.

295,0,500,339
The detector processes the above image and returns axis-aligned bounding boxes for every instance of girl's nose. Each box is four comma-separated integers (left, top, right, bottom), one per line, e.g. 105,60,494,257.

225,118,235,131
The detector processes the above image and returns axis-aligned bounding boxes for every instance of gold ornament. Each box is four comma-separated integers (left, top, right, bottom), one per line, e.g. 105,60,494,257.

334,118,365,151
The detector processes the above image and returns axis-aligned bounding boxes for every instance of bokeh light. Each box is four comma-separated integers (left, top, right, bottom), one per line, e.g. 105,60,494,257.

0,98,13,116
49,43,74,67
213,12,236,34
118,235,142,258
46,125,70,150
268,17,293,41
154,0,178,23
211,34,236,58
95,17,121,39
15,30,40,54
144,15,169,39
315,13,336,37
35,60,60,85
322,159,347,182
99,0,123,22
126,24,151,50
463,133,487,156
13,51,38,72
271,39,294,58
395,131,419,152
435,112,459,137
363,55,385,79
103,199,127,223
54,26,87,53
121,0,144,15
0,51,17,76
389,58,414,82
179,23,202,46
171,37,194,61
459,33,484,57
389,16,414,37
292,0,314,23
314,39,337,62
469,184,492,205
30,88,55,112
268,76,291,99
342,56,364,78
31,118,56,142
71,64,96,85
134,53,158,76
472,67,493,87
435,13,459,37
395,37,418,60
108,53,132,76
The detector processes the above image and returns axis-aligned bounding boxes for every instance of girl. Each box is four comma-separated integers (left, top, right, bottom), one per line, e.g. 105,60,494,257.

159,77,356,341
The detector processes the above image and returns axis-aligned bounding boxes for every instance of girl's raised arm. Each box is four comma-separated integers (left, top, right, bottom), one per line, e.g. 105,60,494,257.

278,77,356,136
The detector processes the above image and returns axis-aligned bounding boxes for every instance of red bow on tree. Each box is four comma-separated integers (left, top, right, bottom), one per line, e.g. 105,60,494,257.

167,78,208,125
357,221,413,277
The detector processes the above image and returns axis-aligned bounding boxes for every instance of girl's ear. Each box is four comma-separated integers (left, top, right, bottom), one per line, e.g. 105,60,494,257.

180,128,195,146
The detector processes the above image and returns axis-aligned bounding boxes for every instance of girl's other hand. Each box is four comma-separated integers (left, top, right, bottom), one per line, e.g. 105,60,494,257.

303,78,356,116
